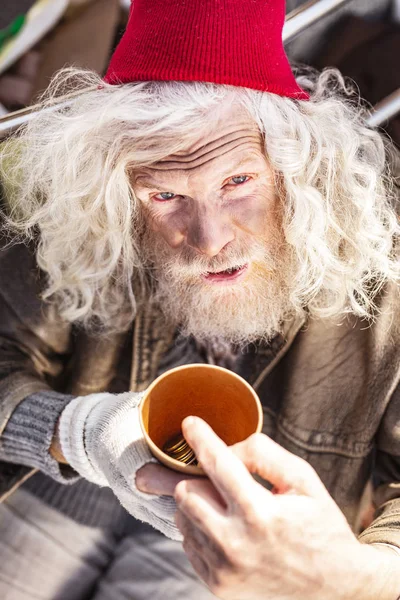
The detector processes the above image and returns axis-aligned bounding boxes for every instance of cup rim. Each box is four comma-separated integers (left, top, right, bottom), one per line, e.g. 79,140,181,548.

138,363,263,474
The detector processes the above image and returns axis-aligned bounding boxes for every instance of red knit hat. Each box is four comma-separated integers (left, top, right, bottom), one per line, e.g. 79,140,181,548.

105,0,308,100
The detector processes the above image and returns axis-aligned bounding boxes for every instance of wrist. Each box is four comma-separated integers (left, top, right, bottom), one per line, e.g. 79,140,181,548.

353,543,400,600
49,417,68,464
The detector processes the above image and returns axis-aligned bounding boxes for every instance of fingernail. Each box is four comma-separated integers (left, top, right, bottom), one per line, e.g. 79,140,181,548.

183,416,196,427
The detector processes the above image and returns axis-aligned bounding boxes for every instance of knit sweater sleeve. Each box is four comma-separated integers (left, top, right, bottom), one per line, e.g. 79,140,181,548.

0,231,79,490
0,390,78,483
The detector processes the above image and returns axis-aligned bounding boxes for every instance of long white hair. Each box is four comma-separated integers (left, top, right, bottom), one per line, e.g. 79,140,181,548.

1,67,399,332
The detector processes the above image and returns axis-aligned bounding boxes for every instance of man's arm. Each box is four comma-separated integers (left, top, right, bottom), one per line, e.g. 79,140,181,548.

0,231,184,539
0,236,77,492
138,418,400,600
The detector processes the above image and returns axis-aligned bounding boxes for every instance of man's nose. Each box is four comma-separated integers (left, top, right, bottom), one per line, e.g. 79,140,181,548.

186,213,235,258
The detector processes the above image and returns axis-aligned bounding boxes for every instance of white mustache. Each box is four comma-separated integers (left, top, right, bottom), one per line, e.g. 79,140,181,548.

170,260,249,277
161,245,271,279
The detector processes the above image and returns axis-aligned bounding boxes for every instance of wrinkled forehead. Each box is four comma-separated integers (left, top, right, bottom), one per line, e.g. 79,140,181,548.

147,105,264,173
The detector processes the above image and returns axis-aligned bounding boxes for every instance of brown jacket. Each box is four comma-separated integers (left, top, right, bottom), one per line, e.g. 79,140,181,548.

0,197,400,549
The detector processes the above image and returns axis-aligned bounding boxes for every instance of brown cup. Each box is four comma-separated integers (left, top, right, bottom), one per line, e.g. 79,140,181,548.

139,363,263,475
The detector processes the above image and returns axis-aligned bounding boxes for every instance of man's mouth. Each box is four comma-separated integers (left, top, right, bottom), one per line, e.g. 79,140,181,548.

202,263,249,283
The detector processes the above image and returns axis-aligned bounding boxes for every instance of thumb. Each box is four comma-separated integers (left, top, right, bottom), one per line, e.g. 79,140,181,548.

136,463,194,496
230,434,329,500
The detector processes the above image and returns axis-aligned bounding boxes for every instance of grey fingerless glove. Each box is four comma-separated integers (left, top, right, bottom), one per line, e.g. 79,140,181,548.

58,391,181,540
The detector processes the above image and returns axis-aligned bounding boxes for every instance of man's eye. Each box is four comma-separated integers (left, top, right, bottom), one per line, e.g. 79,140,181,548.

227,175,250,185
153,192,177,201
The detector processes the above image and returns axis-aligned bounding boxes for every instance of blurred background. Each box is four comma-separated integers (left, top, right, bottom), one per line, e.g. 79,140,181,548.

0,0,399,144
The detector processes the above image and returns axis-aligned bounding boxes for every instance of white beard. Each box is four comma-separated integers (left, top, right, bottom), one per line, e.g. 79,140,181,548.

139,226,295,349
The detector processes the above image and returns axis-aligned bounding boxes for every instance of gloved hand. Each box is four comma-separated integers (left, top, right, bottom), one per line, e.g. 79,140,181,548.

59,391,181,540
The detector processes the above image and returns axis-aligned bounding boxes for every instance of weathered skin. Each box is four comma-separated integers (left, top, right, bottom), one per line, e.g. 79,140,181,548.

132,107,279,260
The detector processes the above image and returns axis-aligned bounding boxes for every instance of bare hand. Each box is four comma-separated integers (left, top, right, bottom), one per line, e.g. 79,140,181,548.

171,417,397,600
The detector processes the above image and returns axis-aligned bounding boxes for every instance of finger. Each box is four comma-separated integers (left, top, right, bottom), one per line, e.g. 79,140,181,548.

231,434,329,499
177,512,219,590
175,477,226,516
181,417,261,513
175,479,227,540
182,540,212,588
135,463,196,496
176,510,228,570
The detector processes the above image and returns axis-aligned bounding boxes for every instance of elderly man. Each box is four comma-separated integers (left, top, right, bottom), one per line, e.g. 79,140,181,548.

0,1,399,599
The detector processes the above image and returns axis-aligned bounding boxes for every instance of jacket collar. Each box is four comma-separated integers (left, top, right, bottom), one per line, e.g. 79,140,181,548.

130,300,306,393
